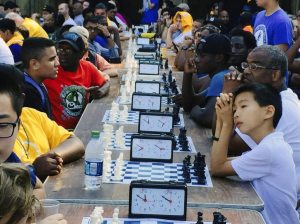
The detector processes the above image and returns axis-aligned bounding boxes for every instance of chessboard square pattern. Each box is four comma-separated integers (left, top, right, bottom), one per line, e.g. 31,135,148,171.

104,160,213,188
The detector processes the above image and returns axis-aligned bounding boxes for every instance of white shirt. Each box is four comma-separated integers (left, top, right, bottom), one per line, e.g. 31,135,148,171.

236,88,300,199
232,132,299,224
63,16,77,26
173,30,192,45
0,37,14,65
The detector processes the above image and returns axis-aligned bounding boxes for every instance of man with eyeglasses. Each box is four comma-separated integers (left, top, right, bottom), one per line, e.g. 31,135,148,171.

84,16,121,61
44,32,110,129
220,45,300,212
181,33,231,128
0,64,44,199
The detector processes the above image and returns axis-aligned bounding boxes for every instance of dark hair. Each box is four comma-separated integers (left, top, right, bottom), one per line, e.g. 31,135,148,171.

21,37,55,69
0,18,16,33
0,64,24,117
83,15,101,26
95,3,106,10
106,2,116,11
233,83,282,128
4,1,18,10
239,12,253,27
230,28,256,50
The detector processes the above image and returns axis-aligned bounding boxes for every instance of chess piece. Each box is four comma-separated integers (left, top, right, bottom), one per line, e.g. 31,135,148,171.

172,105,180,124
164,59,169,69
213,212,227,224
160,56,164,69
112,211,119,224
162,72,167,82
196,212,204,224
185,155,191,166
168,70,173,83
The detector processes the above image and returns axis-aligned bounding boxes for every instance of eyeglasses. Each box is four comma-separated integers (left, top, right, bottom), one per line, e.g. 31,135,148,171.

57,47,74,54
0,118,19,138
241,62,279,71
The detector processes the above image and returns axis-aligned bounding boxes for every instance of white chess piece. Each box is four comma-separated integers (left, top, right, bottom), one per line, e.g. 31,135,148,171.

111,212,119,224
90,214,99,224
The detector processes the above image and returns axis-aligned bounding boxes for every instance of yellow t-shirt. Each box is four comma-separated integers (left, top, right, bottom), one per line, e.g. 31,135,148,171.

14,107,73,164
22,18,49,38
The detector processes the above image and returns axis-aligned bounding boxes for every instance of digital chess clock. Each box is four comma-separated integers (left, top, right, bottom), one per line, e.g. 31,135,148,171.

139,60,160,75
129,180,187,220
135,81,161,94
130,134,175,163
131,93,161,112
138,112,174,134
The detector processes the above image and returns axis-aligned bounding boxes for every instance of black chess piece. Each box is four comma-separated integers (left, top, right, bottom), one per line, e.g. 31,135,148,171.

196,212,204,224
164,107,170,112
173,105,180,124
185,155,191,166
213,212,227,224
160,56,164,69
168,70,173,83
164,59,169,69
162,72,167,82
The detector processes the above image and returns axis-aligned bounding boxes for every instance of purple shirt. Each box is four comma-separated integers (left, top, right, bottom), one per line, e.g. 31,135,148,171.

254,9,293,48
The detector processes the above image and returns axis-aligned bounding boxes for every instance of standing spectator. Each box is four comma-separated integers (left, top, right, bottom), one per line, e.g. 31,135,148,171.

73,1,84,26
254,0,292,52
219,9,230,34
0,18,23,64
44,32,110,129
58,3,77,26
5,12,48,38
139,0,159,24
0,37,14,65
42,5,55,19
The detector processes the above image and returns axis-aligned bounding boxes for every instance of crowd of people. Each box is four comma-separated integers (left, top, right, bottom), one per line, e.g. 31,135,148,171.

0,0,300,223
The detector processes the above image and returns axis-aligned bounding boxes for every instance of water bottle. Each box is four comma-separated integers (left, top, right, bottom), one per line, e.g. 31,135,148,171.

84,131,104,190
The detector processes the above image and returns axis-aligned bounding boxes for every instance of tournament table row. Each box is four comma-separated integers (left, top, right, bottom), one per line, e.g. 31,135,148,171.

59,204,266,224
44,71,264,211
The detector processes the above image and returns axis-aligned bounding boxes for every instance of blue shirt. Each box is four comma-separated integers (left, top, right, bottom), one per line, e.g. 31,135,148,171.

5,152,37,187
254,9,293,48
206,70,230,97
141,0,159,24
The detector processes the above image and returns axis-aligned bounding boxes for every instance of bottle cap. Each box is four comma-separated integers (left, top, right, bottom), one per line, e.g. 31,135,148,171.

91,130,100,138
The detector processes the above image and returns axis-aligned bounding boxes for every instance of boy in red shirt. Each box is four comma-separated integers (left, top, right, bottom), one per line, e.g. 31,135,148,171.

44,32,110,129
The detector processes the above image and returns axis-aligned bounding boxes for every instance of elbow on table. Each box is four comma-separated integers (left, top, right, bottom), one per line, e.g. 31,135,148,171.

210,165,227,177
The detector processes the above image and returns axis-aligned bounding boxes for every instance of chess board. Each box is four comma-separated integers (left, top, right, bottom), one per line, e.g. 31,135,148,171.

100,132,197,153
81,218,221,224
102,111,185,127
115,96,173,106
103,160,213,188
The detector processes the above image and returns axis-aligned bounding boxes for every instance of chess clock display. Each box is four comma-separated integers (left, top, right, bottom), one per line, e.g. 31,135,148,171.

131,93,161,112
135,81,161,94
130,134,175,163
138,112,174,134
139,60,160,75
129,180,187,220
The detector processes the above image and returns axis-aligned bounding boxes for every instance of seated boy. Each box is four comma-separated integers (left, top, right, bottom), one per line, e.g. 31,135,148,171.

211,83,299,224
0,64,44,199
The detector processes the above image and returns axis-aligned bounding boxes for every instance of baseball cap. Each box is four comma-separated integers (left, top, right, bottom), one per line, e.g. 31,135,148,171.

42,5,54,14
58,32,85,52
69,26,89,47
197,33,231,56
